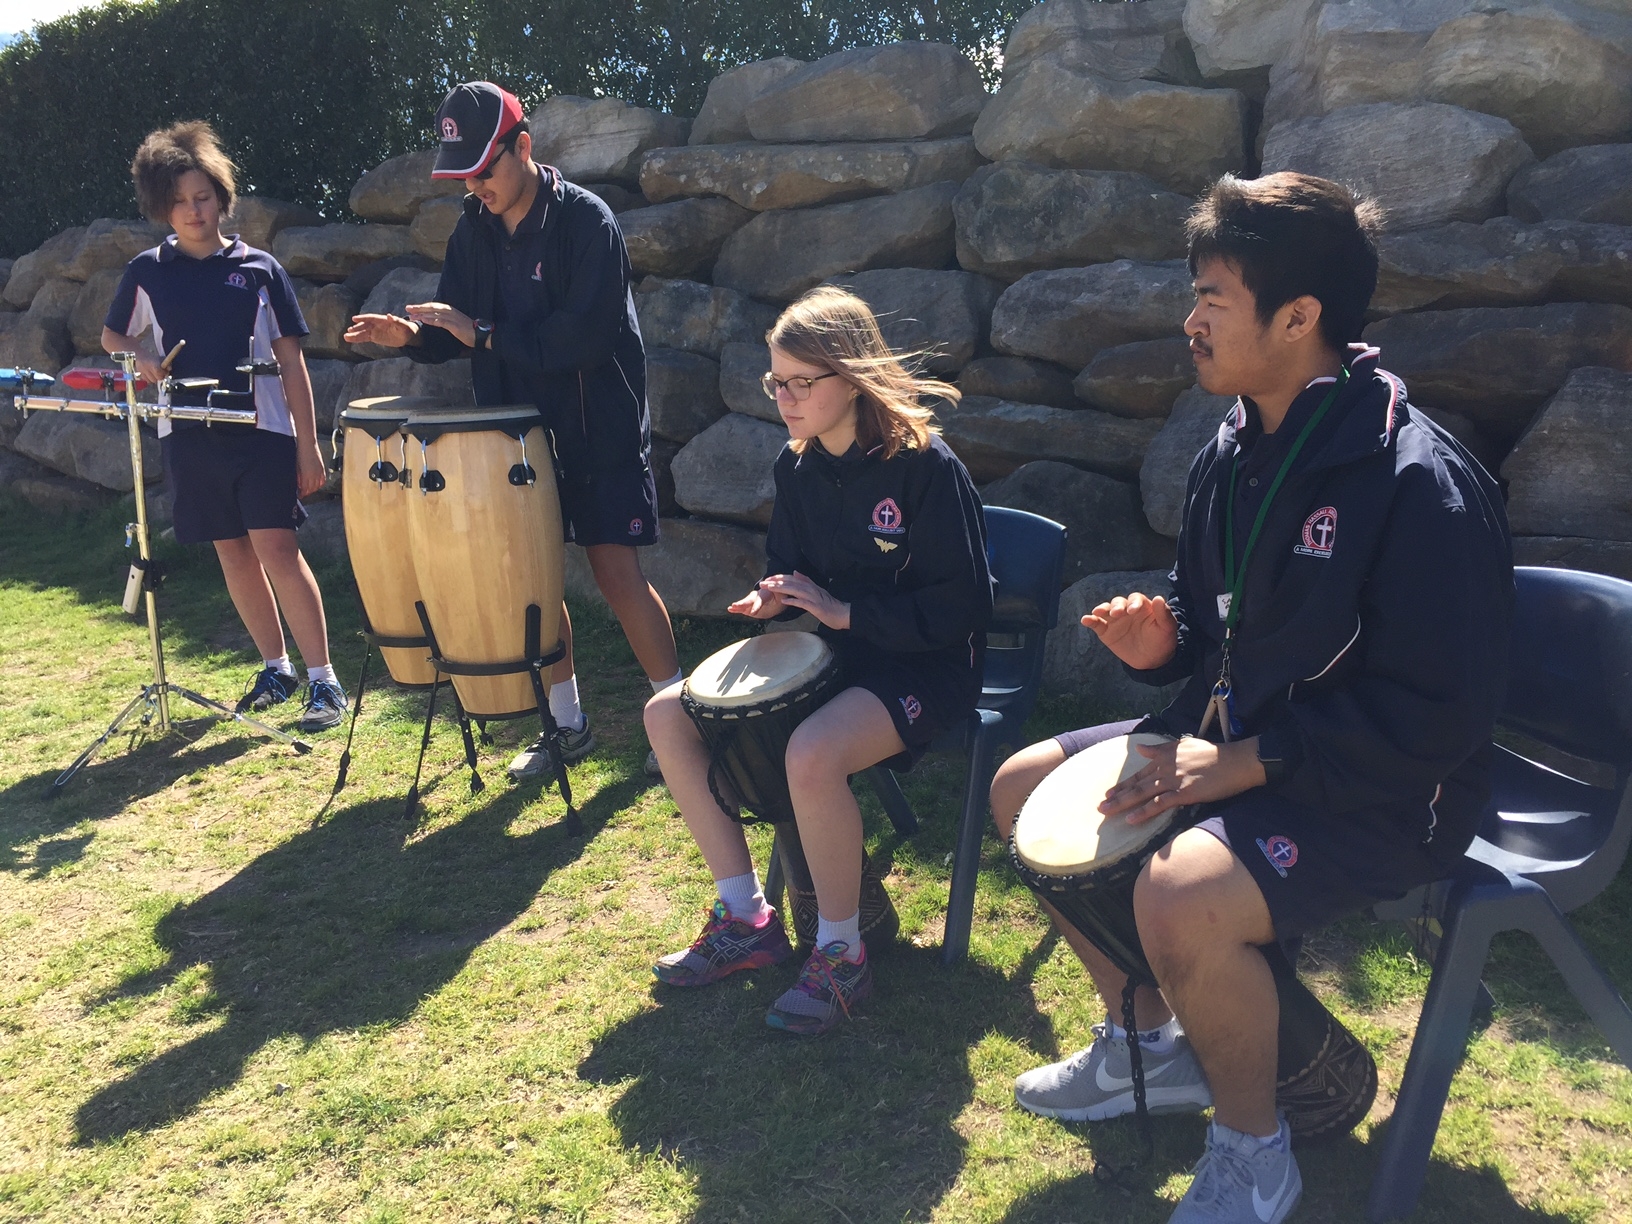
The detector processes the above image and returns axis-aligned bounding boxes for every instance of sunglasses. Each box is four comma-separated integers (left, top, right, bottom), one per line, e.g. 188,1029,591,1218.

470,135,520,181
761,371,841,401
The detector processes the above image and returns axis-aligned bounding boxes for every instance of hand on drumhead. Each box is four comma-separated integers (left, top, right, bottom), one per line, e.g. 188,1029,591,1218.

756,572,851,630
403,301,476,349
728,585,788,619
1100,736,1268,824
1082,592,1178,672
343,313,418,349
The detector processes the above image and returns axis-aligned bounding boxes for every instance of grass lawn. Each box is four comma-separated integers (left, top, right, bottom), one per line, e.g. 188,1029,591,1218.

0,494,1629,1222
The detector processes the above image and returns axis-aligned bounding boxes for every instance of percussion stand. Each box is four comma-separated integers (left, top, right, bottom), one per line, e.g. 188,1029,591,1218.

47,354,311,798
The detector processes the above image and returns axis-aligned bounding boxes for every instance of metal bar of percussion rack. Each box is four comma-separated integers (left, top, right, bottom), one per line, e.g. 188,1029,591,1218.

13,353,311,798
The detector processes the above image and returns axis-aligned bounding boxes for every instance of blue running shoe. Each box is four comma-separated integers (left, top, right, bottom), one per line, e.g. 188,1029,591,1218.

237,666,298,714
297,679,348,731
654,901,793,986
766,941,872,1035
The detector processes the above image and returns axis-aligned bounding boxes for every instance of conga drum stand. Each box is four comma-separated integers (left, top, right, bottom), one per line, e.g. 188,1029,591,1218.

45,352,311,799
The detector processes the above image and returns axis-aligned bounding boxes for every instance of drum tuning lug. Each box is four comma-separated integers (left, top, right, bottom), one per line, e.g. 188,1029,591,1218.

418,469,445,493
508,462,536,486
369,460,400,485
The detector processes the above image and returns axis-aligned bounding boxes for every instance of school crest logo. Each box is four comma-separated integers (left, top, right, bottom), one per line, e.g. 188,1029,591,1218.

1256,835,1300,879
225,272,249,290
532,262,543,281
870,497,905,535
628,517,643,536
1294,506,1337,559
440,117,460,141
899,694,922,724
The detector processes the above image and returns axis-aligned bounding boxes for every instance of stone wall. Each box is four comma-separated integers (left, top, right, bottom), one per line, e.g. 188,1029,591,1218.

3,0,1629,702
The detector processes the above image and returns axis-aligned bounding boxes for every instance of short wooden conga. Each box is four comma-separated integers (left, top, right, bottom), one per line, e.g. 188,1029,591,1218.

402,405,564,720
338,396,440,687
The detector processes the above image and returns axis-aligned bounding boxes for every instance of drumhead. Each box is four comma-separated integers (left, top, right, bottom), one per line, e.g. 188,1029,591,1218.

344,396,444,419
1014,733,1177,877
684,632,834,709
403,404,542,437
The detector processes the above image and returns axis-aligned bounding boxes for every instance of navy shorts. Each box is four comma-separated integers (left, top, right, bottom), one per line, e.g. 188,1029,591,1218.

557,463,659,549
162,425,308,545
837,636,983,772
1053,719,1443,941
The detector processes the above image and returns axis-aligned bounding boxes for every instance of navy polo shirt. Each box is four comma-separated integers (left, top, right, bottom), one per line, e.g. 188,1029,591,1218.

105,236,308,436
477,184,553,405
1228,375,1343,571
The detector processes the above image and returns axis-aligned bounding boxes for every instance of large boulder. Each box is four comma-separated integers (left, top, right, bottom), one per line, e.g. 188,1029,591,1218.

0,315,72,375
62,218,168,281
1140,384,1233,536
1004,0,1199,85
670,413,786,526
1044,568,1188,710
1507,144,1632,227
982,460,1172,583
410,196,464,262
690,57,806,144
633,277,776,359
1372,218,1632,316
1364,303,1632,438
26,277,81,327
68,268,124,355
745,42,986,143
990,260,1193,370
1261,103,1533,232
304,358,353,432
581,183,645,214
939,395,1161,482
719,341,777,421
1501,367,1632,541
349,150,464,223
338,356,474,411
1075,336,1196,419
296,281,364,361
713,182,959,303
350,269,442,360
13,410,162,490
639,137,984,213
1183,0,1320,79
565,517,768,618
973,60,1247,195
957,356,1078,411
619,197,753,279
646,348,727,444
4,226,88,308
0,448,113,514
272,224,415,283
225,196,323,250
829,268,1001,374
529,96,690,187
341,253,438,299
952,162,1190,282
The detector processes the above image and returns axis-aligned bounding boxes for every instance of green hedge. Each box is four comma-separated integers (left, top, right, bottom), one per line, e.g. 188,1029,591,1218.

0,0,1031,258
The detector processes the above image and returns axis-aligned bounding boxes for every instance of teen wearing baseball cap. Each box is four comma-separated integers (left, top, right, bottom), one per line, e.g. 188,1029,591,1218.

345,82,681,780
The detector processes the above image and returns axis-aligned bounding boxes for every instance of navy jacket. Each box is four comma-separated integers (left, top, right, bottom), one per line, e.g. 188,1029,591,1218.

766,435,994,665
1137,346,1513,861
408,167,651,479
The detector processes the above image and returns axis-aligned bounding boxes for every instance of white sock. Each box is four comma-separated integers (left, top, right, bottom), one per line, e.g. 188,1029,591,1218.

715,871,770,925
816,910,863,961
548,677,586,732
650,670,684,694
306,663,338,685
264,654,294,676
1213,1117,1288,1152
1106,1015,1181,1055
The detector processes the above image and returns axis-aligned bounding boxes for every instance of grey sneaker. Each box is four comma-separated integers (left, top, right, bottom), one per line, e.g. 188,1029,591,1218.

296,679,348,732
1170,1117,1300,1224
507,719,595,780
1014,1020,1212,1122
644,748,663,778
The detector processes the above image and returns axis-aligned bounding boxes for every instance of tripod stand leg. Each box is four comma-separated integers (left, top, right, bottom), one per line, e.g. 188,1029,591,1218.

453,692,484,795
46,686,159,798
405,677,442,820
168,686,312,752
330,641,374,799
527,661,579,834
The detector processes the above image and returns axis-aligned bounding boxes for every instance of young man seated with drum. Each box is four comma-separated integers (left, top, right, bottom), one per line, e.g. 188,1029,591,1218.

344,82,681,780
103,121,347,732
644,286,993,1035
989,173,1512,1221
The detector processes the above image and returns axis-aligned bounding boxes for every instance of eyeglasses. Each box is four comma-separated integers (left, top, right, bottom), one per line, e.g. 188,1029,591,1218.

761,371,841,401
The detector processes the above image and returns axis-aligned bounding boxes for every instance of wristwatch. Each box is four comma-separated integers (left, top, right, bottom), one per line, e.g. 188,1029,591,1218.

473,318,495,351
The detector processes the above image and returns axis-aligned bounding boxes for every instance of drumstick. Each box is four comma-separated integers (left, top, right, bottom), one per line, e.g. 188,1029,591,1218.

160,340,186,371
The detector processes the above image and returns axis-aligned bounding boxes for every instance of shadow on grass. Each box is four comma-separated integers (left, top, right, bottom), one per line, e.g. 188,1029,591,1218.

71,770,644,1144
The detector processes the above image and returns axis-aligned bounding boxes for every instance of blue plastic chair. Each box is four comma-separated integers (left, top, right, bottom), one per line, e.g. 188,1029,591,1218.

1368,567,1632,1221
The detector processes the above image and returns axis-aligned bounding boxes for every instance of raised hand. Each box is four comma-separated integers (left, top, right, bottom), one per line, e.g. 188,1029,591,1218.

343,313,417,349
727,586,789,619
756,572,850,630
1082,592,1179,671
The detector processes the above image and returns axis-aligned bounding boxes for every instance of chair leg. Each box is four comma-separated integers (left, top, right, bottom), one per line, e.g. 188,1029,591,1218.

1521,893,1632,1067
942,720,1001,968
1368,881,1498,1223
868,765,918,837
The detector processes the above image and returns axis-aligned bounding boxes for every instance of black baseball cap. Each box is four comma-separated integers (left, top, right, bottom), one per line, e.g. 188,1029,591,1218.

431,81,527,180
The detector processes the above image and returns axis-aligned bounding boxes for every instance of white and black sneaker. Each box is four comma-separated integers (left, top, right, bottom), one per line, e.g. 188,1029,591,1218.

1014,1019,1212,1122
507,718,595,780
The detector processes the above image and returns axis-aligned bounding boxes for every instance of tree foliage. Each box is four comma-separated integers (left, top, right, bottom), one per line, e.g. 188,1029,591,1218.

0,0,1030,257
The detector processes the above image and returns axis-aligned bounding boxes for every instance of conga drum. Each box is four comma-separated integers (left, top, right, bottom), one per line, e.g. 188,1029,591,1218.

1010,733,1379,1141
402,405,565,720
337,396,440,687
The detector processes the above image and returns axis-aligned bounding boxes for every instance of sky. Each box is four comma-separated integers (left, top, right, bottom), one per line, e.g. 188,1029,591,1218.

0,0,100,41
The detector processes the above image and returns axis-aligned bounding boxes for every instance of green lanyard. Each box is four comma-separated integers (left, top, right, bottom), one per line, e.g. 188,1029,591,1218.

1204,369,1348,740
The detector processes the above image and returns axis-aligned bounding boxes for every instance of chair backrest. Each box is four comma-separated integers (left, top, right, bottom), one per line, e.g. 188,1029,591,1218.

1503,568,1632,772
979,506,1067,728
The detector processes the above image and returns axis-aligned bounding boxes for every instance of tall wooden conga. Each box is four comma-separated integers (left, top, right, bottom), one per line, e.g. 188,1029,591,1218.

402,405,565,720
338,396,440,687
